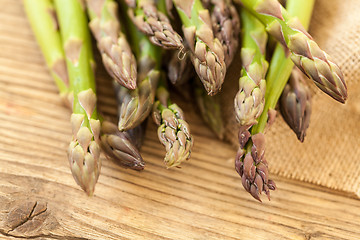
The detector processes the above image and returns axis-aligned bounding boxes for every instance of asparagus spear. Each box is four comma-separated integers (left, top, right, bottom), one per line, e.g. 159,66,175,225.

152,79,193,168
86,0,137,89
234,9,268,128
233,8,274,201
280,68,311,142
194,79,224,140
238,0,347,103
23,0,69,106
54,0,102,195
173,0,226,95
205,0,240,66
117,7,161,131
104,90,148,169
125,0,183,50
100,121,145,170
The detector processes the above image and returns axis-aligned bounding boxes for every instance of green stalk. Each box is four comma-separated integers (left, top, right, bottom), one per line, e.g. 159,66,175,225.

54,0,100,195
23,0,68,101
156,0,167,13
240,0,347,103
54,0,96,114
252,0,315,135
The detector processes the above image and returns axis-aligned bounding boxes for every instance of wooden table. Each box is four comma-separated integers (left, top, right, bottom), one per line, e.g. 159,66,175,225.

1,1,359,239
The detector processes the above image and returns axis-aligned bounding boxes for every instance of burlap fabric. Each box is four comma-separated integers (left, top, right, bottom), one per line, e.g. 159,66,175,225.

222,0,360,197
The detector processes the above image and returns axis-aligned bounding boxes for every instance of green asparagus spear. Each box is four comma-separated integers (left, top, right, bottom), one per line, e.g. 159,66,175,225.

86,0,137,89
23,0,69,105
280,67,311,142
152,79,193,168
235,9,268,128
54,0,101,195
238,0,347,103
100,121,145,170
173,0,226,95
233,8,274,201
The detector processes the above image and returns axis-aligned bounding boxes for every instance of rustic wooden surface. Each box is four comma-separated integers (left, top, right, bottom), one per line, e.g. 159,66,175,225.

1,0,360,239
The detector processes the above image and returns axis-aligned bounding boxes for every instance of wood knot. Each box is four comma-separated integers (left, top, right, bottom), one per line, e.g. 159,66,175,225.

5,200,48,235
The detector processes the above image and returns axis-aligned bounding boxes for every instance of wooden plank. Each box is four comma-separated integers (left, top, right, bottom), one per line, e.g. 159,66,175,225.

0,0,359,239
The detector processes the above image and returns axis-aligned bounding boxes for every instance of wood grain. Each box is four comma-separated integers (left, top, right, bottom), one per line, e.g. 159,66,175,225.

0,0,360,239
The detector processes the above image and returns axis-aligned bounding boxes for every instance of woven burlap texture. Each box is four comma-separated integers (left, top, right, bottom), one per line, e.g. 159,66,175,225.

222,0,360,197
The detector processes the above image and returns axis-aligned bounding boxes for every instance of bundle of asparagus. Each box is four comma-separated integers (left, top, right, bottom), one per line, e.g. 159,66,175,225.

24,0,347,201
24,0,145,195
